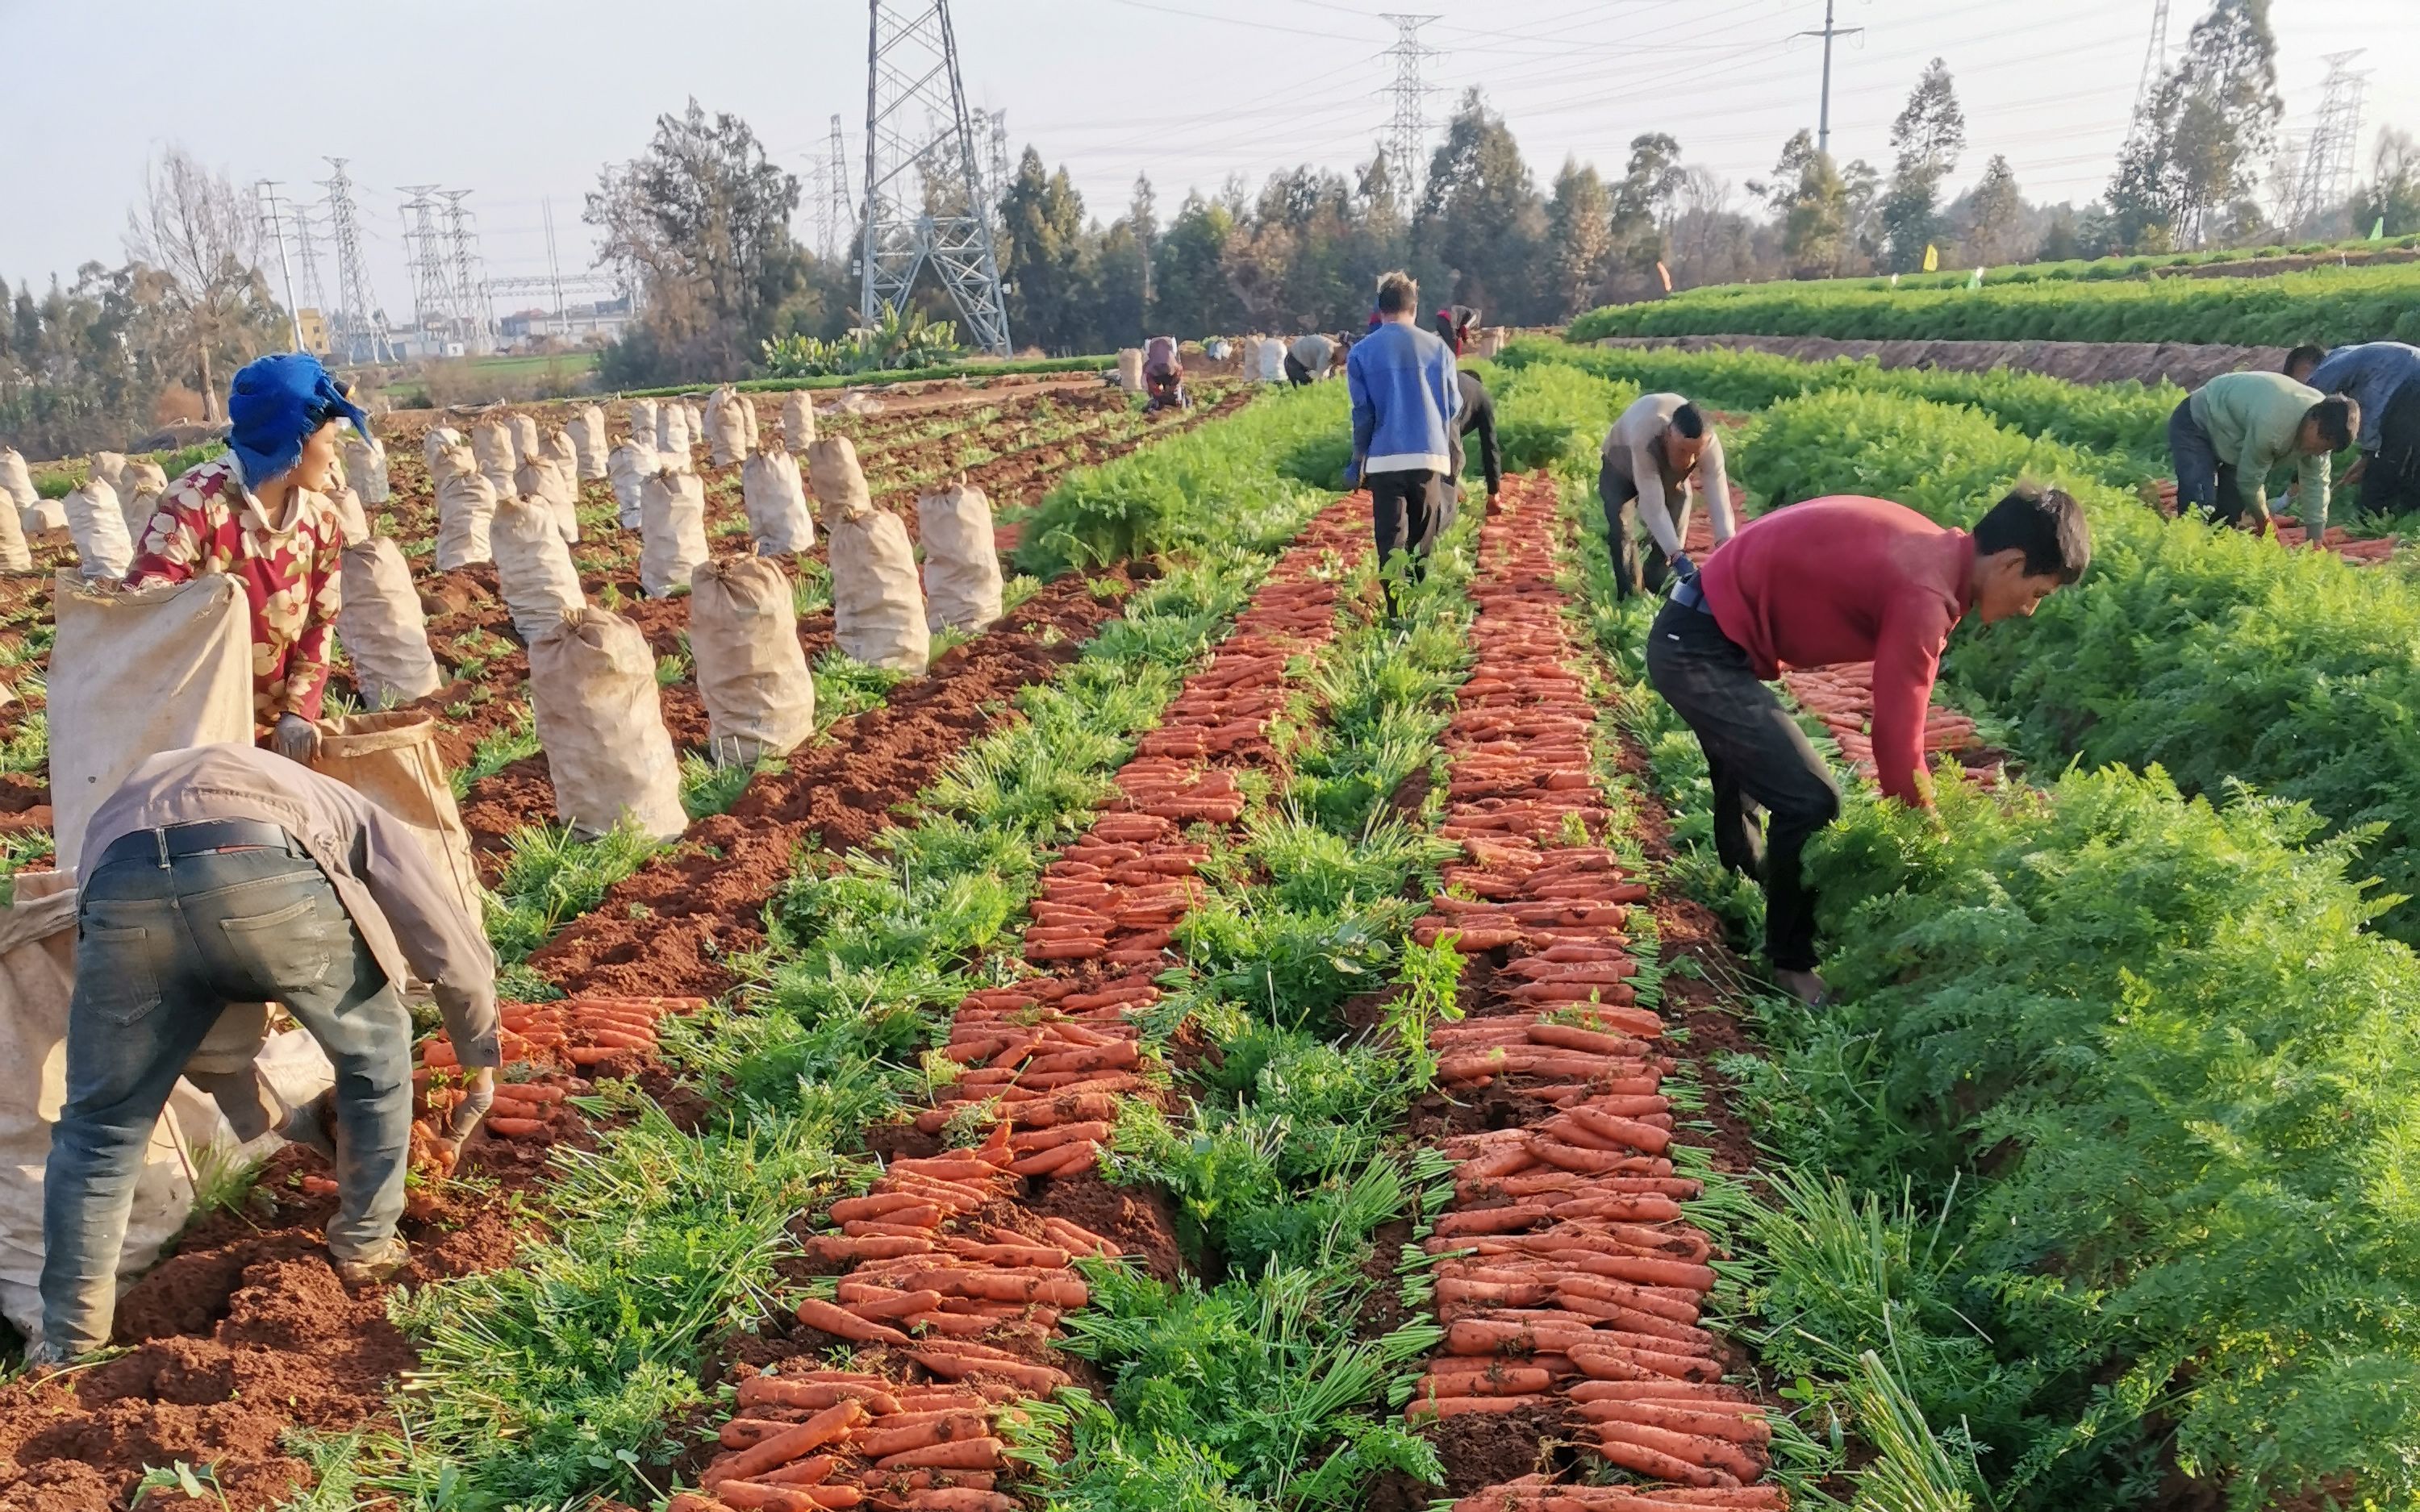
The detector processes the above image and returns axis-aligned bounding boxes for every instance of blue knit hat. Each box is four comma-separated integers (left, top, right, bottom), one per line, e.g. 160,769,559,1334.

227,353,369,485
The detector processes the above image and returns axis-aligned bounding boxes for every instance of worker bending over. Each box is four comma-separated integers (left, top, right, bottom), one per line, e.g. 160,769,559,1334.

1286,331,1340,386
1646,489,2090,1005
2168,369,2356,538
126,352,361,764
1452,368,1503,516
2307,341,2420,518
1434,305,1479,356
1347,270,1460,615
1141,336,1189,414
35,744,499,1360
1600,393,1735,599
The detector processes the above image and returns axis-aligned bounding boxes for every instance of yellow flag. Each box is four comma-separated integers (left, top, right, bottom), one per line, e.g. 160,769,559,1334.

1922,244,1939,273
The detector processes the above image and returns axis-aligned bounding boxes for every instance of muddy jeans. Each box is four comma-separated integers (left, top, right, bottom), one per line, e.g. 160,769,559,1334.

1600,459,1687,599
1644,597,1842,972
40,839,412,1355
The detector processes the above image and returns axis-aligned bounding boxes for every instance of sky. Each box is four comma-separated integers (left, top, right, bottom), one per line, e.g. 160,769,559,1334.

0,0,2411,324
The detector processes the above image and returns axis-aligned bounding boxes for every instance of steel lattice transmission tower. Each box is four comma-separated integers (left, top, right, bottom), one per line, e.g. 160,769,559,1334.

398,185,456,339
439,190,493,350
2293,50,2369,231
319,159,390,362
813,114,854,262
2132,0,2172,123
860,0,1011,354
1379,14,1440,204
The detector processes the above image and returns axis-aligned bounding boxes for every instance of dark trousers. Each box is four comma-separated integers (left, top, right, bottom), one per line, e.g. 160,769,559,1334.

2363,378,2420,517
1600,459,1679,598
2168,398,2243,523
1644,599,1841,972
1284,353,1312,387
1368,469,1434,614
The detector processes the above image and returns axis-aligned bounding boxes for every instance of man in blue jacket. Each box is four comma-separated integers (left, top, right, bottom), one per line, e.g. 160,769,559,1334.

1347,270,1461,614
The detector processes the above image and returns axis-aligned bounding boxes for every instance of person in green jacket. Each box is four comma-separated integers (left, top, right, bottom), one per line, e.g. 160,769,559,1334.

2168,371,2358,536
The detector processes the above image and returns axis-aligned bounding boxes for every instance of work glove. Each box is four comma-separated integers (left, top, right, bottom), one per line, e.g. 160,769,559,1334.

272,713,320,764
1669,552,1700,585
444,1067,495,1151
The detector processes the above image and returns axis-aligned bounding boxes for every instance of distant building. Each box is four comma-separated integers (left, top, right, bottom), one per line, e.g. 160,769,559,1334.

499,297,634,350
295,307,332,356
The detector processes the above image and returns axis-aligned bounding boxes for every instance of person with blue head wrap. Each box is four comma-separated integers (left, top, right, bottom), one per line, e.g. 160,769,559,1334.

126,352,371,764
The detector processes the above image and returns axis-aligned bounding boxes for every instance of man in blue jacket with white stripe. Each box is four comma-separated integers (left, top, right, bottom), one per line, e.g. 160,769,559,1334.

1347,269,1462,614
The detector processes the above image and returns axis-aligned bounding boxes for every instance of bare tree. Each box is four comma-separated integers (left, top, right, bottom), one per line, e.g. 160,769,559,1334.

123,147,275,421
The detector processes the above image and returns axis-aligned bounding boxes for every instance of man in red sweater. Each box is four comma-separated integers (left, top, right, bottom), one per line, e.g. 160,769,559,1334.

1646,488,2090,1003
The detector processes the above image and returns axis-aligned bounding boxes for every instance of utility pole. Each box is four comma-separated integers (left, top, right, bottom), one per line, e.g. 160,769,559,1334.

860,0,1012,353
254,180,305,352
541,196,567,339
1379,14,1440,204
1796,0,1863,159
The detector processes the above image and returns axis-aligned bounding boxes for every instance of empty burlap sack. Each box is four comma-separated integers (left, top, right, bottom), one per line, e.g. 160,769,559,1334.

65,478,132,580
343,431,390,504
827,513,930,673
640,467,708,598
470,418,515,494
782,389,816,447
742,446,814,555
528,607,687,842
607,439,653,530
326,485,371,547
508,412,540,470
657,400,691,459
424,424,465,474
50,573,253,866
0,448,34,511
690,556,816,763
566,404,610,480
706,384,756,468
492,494,586,644
806,435,874,528
310,711,482,918
515,455,579,547
916,479,1003,632
339,537,444,708
435,454,496,570
89,452,128,497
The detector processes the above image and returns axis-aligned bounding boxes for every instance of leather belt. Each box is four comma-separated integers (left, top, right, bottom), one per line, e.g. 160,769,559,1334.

98,819,304,870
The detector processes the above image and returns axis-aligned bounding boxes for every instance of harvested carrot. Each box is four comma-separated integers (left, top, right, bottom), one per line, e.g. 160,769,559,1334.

1407,1393,1553,1418
795,1297,912,1346
484,1116,549,1138
705,1399,866,1489
737,1377,903,1416
860,1411,992,1458
1595,1418,1763,1480
716,1482,862,1510
874,1436,1005,1471
899,1490,1016,1512
911,1348,1068,1393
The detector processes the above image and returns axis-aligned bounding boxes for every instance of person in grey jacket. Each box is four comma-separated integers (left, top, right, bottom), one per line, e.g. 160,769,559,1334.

35,744,500,1360
2307,341,2420,516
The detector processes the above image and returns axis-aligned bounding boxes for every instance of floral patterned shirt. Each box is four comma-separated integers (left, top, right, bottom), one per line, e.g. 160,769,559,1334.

125,453,344,723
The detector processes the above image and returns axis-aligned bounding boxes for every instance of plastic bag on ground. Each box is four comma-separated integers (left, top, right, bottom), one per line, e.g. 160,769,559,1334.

607,440,653,531
527,606,687,843
339,536,444,709
639,467,708,598
0,448,35,512
49,572,255,866
782,389,816,448
741,446,814,555
492,494,587,644
916,479,1003,632
470,418,516,494
565,404,610,480
65,478,132,580
310,711,482,918
689,556,816,763
343,432,390,504
435,452,496,570
706,384,756,468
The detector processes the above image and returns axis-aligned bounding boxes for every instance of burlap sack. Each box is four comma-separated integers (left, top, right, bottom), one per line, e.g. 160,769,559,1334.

528,607,687,842
508,412,540,470
627,398,659,452
782,389,816,448
690,556,816,763
0,448,34,511
310,712,482,918
828,510,930,673
916,480,1003,632
339,537,444,708
706,384,756,468
435,453,496,571
566,404,610,480
65,478,132,581
493,494,586,644
515,455,579,547
20,495,67,536
1116,348,1145,392
89,452,128,497
470,418,515,494
742,446,814,556
544,428,582,541
326,484,371,548
119,459,169,500
607,440,653,531
49,573,254,867
343,431,390,504
0,481,29,572
657,400,691,459
424,425,465,474
686,400,707,449
639,467,707,598
1255,337,1287,384
806,435,874,528
119,485,165,552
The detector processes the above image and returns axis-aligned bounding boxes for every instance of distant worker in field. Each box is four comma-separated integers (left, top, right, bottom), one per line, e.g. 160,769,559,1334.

1435,305,1480,356
2307,341,2420,517
34,744,501,1361
1599,393,1736,600
1141,335,1189,414
1451,368,1503,518
2168,369,2357,538
1347,269,1460,615
123,352,361,764
1646,487,2090,1005
1286,331,1339,386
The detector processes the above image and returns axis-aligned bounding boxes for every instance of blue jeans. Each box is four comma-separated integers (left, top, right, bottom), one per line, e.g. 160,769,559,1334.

40,841,414,1355
2168,398,2241,523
